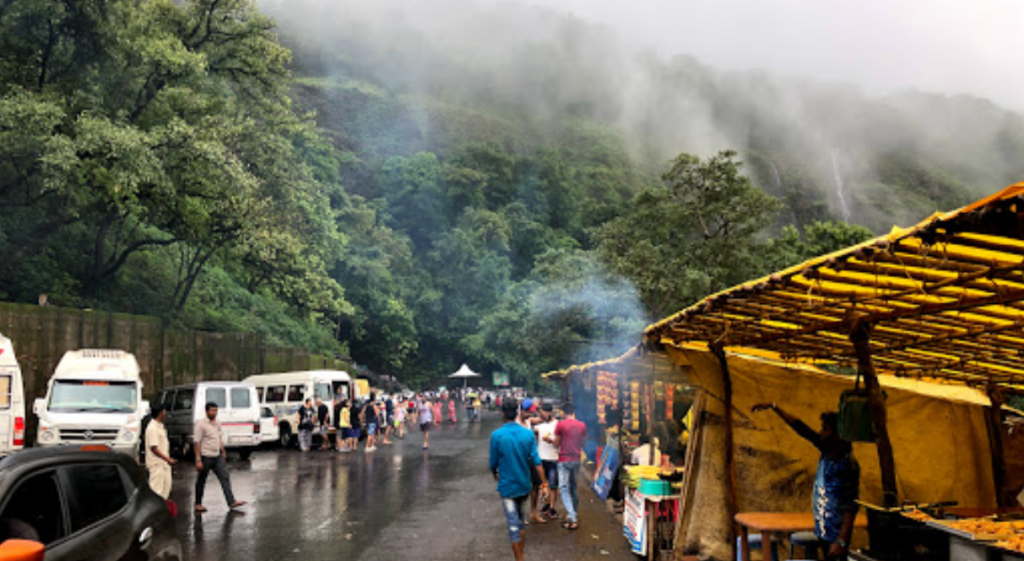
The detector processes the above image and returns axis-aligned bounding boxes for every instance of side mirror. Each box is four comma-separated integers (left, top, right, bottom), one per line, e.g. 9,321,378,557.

0,539,45,561
32,399,44,416
141,400,151,416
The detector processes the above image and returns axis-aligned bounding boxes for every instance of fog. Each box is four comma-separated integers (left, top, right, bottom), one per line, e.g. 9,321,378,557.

263,0,1024,231
517,0,1024,110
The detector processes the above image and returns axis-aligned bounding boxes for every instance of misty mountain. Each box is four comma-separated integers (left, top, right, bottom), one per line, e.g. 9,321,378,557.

265,0,1024,233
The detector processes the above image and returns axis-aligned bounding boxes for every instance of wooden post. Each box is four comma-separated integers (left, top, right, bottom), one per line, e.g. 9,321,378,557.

710,343,740,560
985,384,1009,507
850,321,899,507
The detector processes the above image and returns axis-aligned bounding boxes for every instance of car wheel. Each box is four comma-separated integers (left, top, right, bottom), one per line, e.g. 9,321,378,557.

239,448,252,461
182,441,194,461
279,429,292,448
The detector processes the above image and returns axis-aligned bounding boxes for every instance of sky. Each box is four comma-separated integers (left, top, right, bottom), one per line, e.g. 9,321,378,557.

515,0,1024,109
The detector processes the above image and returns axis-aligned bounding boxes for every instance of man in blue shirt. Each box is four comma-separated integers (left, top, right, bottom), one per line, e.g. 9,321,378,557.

753,403,859,559
490,400,549,561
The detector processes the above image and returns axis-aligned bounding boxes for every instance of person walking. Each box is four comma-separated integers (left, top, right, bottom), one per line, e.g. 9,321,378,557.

472,392,483,422
316,397,331,450
467,391,478,423
418,397,434,449
348,399,363,452
517,399,545,525
490,401,549,561
363,393,379,452
297,398,315,453
552,403,586,530
336,399,352,452
393,402,406,439
448,396,458,424
145,404,175,499
194,402,246,513
535,404,560,520
383,395,395,445
432,395,443,427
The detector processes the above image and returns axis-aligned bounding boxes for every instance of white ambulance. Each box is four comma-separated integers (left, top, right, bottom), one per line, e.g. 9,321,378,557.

0,333,27,453
34,349,149,458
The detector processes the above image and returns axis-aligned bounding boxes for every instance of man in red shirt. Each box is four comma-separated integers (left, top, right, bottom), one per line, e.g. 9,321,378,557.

552,403,587,530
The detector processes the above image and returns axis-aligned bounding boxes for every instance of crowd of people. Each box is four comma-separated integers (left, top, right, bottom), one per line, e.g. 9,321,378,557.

489,398,588,561
305,390,486,452
144,384,595,559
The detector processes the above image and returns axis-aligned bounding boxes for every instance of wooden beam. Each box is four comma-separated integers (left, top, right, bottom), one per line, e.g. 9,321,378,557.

851,322,899,507
985,385,1010,507
711,343,740,561
734,285,1024,348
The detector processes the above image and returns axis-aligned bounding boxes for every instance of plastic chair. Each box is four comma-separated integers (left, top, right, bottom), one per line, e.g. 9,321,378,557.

736,533,762,561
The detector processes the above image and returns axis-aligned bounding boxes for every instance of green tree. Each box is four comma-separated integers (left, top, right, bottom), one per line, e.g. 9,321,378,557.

763,220,875,272
379,152,448,251
594,150,782,316
0,0,347,318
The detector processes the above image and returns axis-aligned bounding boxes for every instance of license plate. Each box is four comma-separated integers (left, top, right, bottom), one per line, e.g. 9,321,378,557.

230,436,251,444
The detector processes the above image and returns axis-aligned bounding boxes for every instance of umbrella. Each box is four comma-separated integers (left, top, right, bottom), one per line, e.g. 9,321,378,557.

449,364,481,387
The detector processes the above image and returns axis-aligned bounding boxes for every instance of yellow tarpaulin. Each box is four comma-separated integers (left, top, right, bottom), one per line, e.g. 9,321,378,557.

671,344,999,560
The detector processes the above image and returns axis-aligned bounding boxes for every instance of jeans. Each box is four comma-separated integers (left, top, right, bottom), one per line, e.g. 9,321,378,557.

195,456,236,505
298,429,312,450
501,495,529,543
558,461,581,523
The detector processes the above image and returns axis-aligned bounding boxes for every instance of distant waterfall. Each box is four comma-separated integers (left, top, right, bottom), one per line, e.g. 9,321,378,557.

830,152,851,223
769,162,782,191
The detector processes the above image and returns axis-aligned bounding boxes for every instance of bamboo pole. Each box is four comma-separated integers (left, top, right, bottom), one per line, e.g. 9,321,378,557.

850,321,899,507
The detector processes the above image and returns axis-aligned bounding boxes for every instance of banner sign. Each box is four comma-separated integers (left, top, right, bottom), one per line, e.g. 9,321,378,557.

591,436,620,500
624,489,647,555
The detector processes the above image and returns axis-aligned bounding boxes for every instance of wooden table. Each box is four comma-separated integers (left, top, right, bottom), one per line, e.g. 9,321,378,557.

735,512,868,561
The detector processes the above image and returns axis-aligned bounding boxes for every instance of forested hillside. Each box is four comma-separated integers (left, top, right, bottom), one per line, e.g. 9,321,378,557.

2,0,1022,387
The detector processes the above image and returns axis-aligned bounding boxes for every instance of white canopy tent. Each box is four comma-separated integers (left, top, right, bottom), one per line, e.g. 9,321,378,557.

449,364,481,387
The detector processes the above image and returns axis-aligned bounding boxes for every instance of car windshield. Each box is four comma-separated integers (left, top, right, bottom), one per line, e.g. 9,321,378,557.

48,380,137,412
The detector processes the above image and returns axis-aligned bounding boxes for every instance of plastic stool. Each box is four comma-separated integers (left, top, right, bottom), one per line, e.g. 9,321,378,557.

789,531,820,559
736,533,762,561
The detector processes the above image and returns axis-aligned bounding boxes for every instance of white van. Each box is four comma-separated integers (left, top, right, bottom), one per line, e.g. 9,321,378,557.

0,333,26,454
242,370,351,447
154,382,261,460
34,349,149,458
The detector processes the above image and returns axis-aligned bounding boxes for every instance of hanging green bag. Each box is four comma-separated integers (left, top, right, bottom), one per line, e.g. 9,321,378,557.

838,373,875,442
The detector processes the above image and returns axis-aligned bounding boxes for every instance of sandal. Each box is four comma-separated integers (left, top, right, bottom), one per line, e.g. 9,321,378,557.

562,521,578,530
194,505,208,513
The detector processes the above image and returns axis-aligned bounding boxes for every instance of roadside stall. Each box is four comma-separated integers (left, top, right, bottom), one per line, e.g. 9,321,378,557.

642,183,1024,560
544,347,693,560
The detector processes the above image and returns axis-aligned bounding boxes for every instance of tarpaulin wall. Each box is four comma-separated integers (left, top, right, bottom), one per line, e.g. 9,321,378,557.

670,346,999,561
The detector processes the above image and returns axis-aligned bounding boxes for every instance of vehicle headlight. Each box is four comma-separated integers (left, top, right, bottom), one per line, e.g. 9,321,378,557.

119,428,136,442
39,429,56,443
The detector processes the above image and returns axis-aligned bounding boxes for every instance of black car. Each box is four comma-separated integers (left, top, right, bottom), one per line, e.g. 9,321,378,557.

0,446,180,561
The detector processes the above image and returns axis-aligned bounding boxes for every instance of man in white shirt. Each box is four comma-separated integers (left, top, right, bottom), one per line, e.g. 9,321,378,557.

535,404,560,520
145,404,175,499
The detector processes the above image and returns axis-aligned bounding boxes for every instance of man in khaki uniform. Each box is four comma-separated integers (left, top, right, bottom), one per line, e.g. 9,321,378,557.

194,402,246,512
145,404,175,498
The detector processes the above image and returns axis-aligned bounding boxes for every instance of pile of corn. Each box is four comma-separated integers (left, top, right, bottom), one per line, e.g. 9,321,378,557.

623,465,662,489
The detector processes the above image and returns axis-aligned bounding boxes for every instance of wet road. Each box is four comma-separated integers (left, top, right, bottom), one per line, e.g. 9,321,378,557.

168,412,634,560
